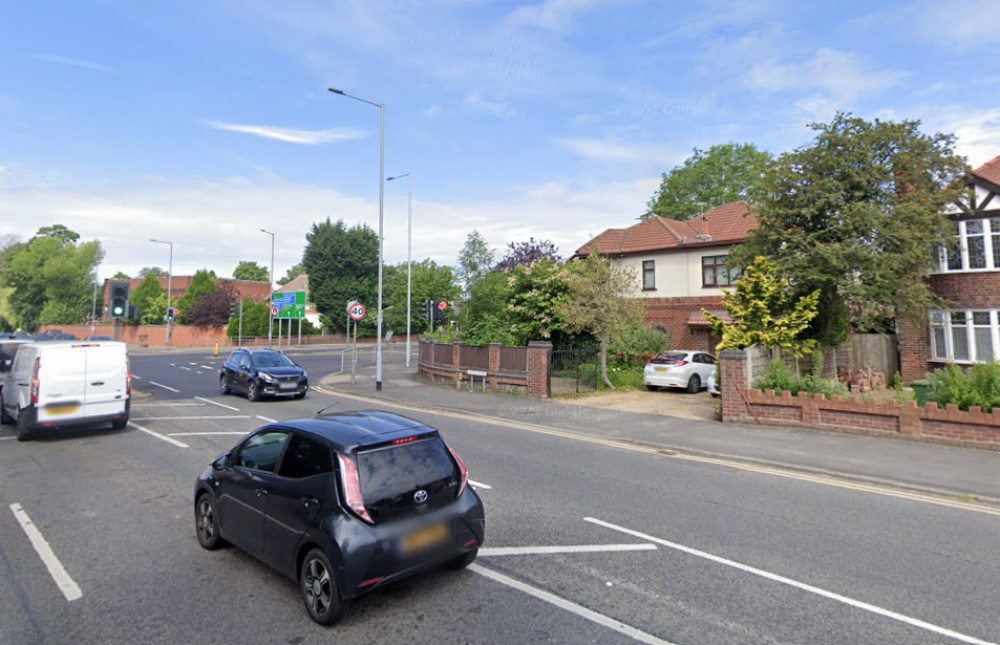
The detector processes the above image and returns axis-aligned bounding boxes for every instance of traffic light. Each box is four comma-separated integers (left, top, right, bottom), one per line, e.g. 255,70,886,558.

432,300,446,325
109,281,130,319
229,302,239,318
421,300,431,322
165,307,178,323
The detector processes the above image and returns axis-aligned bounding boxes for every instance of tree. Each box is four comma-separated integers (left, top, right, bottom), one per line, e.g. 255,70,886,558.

138,266,167,278
111,271,130,280
0,227,102,330
278,262,305,286
703,257,820,355
177,269,217,324
303,219,378,334
554,253,643,390
382,260,460,336
731,113,968,346
456,231,495,298
494,238,561,272
232,260,270,282
645,143,772,220
131,273,166,324
186,283,236,327
459,270,517,345
506,257,571,344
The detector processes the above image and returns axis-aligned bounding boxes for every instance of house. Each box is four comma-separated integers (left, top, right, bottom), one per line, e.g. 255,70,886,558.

574,201,758,352
273,274,322,329
899,154,1000,380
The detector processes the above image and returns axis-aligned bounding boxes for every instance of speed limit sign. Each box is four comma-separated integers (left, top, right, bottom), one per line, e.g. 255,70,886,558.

348,302,366,321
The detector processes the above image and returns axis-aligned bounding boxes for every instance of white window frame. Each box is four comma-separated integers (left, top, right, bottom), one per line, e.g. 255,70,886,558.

929,308,1000,363
937,218,1000,273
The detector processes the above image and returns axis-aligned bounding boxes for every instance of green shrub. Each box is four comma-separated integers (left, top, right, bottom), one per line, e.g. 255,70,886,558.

606,362,644,390
753,359,847,398
925,361,1000,411
609,316,668,366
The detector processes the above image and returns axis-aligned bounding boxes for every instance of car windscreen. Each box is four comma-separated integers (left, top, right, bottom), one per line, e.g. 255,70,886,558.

251,352,295,368
356,438,458,523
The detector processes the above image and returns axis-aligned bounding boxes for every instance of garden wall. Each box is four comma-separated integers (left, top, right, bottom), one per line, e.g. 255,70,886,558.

719,349,1000,452
418,339,551,397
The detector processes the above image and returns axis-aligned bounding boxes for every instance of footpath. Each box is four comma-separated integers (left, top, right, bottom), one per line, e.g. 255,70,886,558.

322,360,1000,504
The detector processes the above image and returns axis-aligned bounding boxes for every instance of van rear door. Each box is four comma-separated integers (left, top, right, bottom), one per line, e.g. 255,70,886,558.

35,344,88,423
83,343,128,419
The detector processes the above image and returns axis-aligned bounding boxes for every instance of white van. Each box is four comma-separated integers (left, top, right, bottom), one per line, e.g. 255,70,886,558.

0,341,130,441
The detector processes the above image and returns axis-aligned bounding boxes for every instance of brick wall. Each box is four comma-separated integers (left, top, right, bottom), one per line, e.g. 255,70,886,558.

898,317,931,382
37,323,344,348
720,348,1000,451
644,296,724,352
417,339,552,398
929,272,1000,307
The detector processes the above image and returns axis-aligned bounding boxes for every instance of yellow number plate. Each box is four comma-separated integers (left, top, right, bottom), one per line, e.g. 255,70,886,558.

654,366,667,372
401,522,449,554
46,404,80,415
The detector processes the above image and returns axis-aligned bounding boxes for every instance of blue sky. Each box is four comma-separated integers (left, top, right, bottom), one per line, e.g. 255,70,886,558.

2,0,999,281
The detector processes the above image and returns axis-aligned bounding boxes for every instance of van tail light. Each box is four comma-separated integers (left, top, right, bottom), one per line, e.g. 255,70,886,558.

126,360,132,396
447,444,469,497
30,358,40,405
337,453,374,524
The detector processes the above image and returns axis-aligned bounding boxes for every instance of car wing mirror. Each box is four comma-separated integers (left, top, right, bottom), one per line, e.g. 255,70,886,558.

213,452,231,469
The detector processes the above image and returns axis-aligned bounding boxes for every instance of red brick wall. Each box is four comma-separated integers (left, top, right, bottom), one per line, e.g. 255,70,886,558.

898,317,931,382
643,296,724,352
929,272,1000,307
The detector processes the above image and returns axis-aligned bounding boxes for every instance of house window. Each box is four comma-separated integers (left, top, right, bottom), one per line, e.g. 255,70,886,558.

642,260,655,290
702,255,738,288
930,309,1000,363
938,218,1000,272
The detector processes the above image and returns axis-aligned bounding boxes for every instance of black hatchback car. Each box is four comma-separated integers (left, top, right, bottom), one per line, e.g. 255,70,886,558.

219,349,308,401
193,411,485,625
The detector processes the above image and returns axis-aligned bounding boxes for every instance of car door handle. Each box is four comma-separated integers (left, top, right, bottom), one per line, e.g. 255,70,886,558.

17,382,28,387
302,496,319,508
91,381,105,386
255,488,268,497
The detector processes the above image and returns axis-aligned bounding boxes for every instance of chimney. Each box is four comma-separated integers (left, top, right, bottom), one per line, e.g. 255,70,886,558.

702,217,709,237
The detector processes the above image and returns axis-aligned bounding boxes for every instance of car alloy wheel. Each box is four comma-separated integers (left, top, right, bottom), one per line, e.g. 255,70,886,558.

219,375,231,395
195,494,224,550
686,374,701,394
247,381,259,402
300,549,347,625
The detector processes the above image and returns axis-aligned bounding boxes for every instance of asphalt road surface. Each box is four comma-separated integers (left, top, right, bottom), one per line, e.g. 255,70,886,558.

1,348,998,645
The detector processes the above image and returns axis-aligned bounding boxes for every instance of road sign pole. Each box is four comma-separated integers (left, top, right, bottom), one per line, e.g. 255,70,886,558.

238,299,244,347
351,321,358,385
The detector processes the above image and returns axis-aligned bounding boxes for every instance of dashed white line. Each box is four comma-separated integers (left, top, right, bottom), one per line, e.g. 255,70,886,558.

200,365,215,370
131,374,142,380
148,381,180,393
179,366,192,371
9,503,82,602
133,415,250,421
0,436,16,442
168,431,248,437
132,403,206,408
195,396,241,411
129,422,189,448
469,479,492,490
480,544,657,557
585,517,998,645
469,564,674,645
255,415,276,423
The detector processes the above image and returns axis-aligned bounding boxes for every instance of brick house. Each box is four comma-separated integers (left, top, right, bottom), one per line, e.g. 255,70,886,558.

574,202,758,352
100,276,271,321
899,154,1000,381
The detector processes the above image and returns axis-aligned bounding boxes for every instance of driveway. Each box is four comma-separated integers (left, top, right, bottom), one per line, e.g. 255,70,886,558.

556,388,717,422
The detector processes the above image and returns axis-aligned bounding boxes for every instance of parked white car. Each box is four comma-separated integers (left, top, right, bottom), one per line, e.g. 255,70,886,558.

643,350,716,394
0,341,130,441
707,365,720,397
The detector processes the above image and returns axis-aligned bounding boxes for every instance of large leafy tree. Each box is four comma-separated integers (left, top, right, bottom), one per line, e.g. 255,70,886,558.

277,262,305,286
459,270,517,345
731,113,968,346
303,218,378,334
645,143,772,220
233,260,270,282
494,238,561,272
138,266,167,278
382,260,460,336
704,257,820,355
456,230,495,298
177,269,217,324
131,272,166,325
506,257,571,344
1,226,103,329
555,253,642,389
186,283,236,327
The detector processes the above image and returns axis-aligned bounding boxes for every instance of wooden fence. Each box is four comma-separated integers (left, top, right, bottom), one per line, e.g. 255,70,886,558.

744,334,898,386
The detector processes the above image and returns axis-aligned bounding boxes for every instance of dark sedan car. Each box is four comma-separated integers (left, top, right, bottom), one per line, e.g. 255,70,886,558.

219,348,308,401
193,411,485,625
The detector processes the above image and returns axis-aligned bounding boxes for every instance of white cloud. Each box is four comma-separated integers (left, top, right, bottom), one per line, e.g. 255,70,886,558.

207,121,367,145
746,48,907,103
915,0,1000,47
928,108,1000,167
29,53,112,73
556,136,681,167
463,94,516,119
506,0,614,31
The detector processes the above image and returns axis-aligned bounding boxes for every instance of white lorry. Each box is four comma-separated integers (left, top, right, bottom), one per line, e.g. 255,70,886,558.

0,341,130,441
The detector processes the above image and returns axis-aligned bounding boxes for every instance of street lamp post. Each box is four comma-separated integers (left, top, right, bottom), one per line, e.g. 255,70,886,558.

329,86,385,391
261,229,275,348
149,239,174,346
387,172,413,367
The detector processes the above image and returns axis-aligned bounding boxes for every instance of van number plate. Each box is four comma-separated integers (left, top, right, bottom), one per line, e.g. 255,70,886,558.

46,404,80,415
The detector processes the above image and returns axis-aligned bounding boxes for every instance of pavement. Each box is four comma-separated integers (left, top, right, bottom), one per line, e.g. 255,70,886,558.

322,359,1000,505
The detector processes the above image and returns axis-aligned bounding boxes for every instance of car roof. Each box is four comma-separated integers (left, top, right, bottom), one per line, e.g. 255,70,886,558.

276,410,438,452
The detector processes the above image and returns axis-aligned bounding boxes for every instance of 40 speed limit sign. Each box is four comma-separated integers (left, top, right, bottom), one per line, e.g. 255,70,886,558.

348,302,366,321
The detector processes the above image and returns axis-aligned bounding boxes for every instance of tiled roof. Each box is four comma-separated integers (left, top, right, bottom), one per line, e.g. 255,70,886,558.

973,154,1000,187
276,274,309,294
575,201,757,257
687,310,731,327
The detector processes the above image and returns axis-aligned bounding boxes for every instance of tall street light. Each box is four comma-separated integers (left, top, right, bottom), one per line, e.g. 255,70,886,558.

261,229,275,348
149,239,174,346
329,86,385,391
387,172,413,367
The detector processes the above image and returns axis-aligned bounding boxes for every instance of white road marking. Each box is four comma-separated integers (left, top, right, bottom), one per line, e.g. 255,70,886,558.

480,544,657,557
130,422,189,448
131,374,142,380
148,381,180,393
0,436,16,441
179,366,192,371
188,362,198,365
169,432,248,437
255,415,276,423
469,564,674,645
133,415,250,421
585,517,998,645
195,396,240,411
132,403,206,408
469,479,492,490
315,387,1000,517
9,503,83,602
200,365,215,370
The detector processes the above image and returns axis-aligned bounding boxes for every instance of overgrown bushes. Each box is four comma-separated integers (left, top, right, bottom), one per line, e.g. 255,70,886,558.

753,359,847,398
925,361,1000,412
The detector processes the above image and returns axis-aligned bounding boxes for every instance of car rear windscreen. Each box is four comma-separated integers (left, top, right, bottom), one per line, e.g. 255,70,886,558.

357,438,458,523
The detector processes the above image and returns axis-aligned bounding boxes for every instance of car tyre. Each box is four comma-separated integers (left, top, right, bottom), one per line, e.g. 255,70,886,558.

0,395,12,425
195,493,225,550
219,374,231,395
446,548,478,570
294,390,307,400
686,374,701,394
645,384,658,392
16,409,33,441
300,548,348,626
247,381,260,402
112,416,128,430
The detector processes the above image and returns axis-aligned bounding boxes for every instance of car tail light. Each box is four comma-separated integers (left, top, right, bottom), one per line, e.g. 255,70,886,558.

337,453,374,524
126,360,132,396
30,357,40,405
447,444,469,497
673,360,688,366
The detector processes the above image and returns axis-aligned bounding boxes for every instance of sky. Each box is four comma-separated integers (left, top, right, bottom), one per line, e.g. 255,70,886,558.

2,0,999,282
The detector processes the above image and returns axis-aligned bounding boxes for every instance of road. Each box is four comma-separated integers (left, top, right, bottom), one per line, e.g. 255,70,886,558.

1,347,998,645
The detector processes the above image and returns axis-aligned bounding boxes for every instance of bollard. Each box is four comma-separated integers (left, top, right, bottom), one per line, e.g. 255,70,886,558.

213,342,219,357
